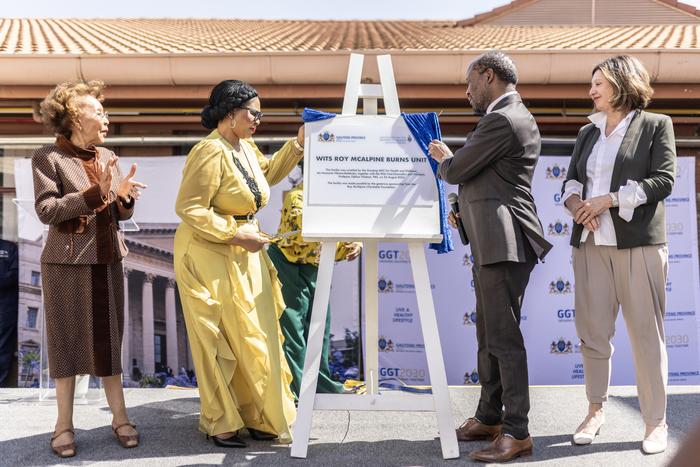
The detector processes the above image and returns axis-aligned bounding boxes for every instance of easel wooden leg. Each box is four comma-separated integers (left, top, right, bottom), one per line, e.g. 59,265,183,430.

290,241,336,458
408,243,460,459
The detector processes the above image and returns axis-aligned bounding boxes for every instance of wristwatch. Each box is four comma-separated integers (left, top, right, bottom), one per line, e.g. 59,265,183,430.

608,192,619,208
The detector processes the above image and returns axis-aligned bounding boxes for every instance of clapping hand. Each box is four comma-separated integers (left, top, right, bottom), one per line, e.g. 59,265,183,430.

117,163,147,201
97,155,117,199
97,157,147,202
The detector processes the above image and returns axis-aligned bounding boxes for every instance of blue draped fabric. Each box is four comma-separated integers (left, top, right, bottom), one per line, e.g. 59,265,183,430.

400,112,453,253
301,108,337,122
301,108,453,253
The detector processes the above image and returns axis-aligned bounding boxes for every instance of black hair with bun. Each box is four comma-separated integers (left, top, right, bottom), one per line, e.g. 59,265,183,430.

200,80,258,129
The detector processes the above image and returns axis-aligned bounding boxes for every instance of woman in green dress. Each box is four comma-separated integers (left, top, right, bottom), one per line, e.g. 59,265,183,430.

267,164,361,399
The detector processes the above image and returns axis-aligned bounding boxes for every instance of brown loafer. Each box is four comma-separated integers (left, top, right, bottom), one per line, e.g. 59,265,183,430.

50,428,76,458
113,422,139,448
470,433,533,463
456,417,502,441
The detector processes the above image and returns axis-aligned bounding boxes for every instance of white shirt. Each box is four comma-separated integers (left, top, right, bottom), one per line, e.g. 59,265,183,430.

562,111,647,246
486,90,519,114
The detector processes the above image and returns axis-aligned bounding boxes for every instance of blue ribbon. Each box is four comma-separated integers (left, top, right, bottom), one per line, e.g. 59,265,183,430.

301,108,337,122
400,112,453,254
301,107,453,253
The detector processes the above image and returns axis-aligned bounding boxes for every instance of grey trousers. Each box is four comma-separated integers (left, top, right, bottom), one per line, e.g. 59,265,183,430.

473,243,537,440
572,236,669,426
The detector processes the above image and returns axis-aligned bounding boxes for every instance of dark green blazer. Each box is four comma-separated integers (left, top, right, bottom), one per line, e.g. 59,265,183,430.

563,110,676,249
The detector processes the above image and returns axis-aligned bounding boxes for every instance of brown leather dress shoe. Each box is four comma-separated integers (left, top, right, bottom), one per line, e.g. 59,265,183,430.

470,433,533,463
456,417,502,442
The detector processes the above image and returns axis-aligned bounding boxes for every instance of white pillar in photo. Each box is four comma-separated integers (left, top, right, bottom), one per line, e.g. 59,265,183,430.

141,273,156,375
165,278,179,372
187,342,194,371
121,267,131,382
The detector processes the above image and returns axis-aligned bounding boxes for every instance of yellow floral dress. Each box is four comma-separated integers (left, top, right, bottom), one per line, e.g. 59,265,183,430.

173,129,301,440
268,182,357,397
274,183,353,264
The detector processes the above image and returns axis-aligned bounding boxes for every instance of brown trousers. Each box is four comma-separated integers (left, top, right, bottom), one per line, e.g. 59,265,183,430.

572,236,668,426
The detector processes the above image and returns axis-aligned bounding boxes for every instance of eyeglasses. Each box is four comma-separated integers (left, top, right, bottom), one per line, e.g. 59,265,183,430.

94,110,109,120
239,106,263,121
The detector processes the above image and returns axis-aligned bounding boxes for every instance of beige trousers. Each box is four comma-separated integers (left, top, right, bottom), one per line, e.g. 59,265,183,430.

572,236,669,426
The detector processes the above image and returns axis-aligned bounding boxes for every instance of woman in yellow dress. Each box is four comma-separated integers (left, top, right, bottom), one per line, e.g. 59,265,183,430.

174,80,301,447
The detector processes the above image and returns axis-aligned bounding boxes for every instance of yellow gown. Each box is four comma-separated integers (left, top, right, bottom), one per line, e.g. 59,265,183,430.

173,129,301,441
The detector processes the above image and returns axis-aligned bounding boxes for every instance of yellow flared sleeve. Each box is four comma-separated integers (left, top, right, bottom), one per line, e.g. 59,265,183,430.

245,138,303,186
175,139,238,243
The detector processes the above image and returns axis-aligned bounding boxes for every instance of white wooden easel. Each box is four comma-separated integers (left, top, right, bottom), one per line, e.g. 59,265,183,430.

290,54,459,460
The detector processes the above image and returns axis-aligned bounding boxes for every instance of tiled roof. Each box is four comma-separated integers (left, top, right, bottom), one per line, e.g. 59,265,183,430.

459,0,700,26
1,19,700,54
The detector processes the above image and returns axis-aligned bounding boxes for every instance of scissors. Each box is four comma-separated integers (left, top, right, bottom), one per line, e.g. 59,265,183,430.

260,230,300,243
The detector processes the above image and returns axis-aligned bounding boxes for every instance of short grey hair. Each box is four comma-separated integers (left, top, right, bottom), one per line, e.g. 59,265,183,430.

471,51,518,85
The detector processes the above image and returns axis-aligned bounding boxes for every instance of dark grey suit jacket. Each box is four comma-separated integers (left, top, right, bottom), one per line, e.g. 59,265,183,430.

563,110,676,249
438,93,552,266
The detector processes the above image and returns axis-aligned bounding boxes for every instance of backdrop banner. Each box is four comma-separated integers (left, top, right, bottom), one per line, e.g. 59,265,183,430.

376,156,700,386
16,155,699,386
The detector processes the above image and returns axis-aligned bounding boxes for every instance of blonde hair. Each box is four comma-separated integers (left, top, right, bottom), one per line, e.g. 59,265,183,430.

39,80,105,137
593,55,653,111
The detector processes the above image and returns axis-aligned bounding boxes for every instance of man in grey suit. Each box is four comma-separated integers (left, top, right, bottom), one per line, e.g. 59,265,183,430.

429,51,552,463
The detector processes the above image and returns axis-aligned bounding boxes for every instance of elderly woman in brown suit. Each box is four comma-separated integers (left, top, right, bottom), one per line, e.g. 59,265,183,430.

32,80,145,458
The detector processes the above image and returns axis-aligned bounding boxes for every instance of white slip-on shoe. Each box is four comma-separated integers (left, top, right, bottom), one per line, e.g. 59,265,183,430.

572,411,605,445
642,424,668,454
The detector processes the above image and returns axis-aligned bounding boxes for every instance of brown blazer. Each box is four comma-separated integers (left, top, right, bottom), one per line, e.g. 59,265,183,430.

32,140,135,264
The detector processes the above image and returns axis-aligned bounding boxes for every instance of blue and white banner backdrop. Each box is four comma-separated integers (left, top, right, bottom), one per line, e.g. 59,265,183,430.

375,156,700,386
525,156,700,385
427,236,479,386
525,156,588,385
373,235,478,386
374,244,429,385
661,157,700,384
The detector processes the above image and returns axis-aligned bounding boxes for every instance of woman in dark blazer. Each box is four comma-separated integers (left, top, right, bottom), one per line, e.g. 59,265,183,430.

33,80,145,457
562,55,676,454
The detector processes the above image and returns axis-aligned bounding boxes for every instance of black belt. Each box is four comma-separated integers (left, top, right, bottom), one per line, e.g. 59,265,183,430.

234,213,256,222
